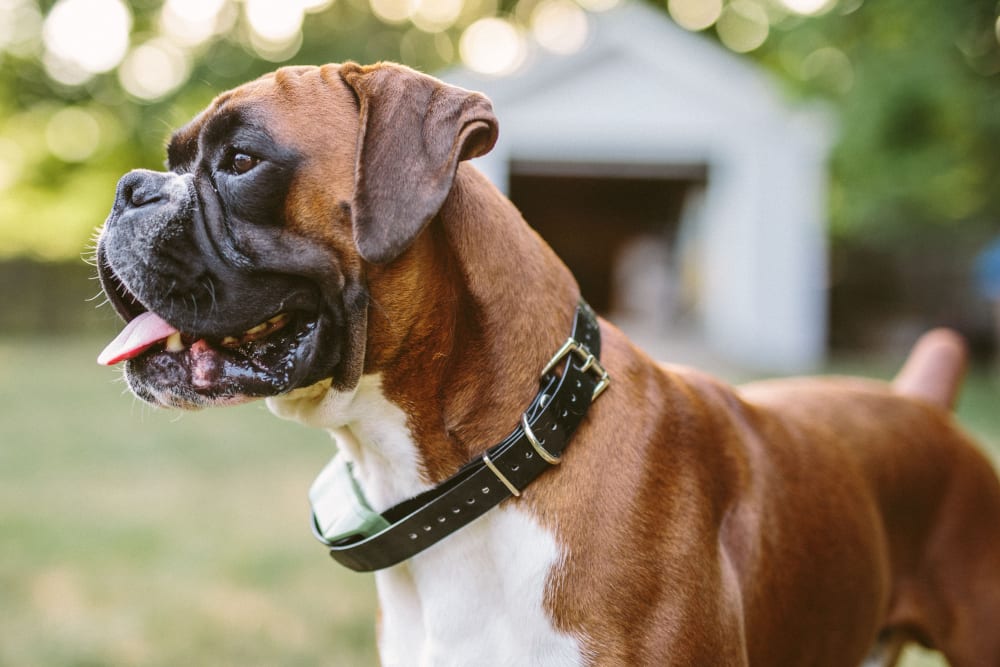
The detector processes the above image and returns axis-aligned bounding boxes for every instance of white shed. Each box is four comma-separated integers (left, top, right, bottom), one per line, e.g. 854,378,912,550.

447,1,834,373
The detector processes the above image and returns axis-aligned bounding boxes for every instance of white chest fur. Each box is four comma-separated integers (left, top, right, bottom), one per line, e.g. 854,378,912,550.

268,376,587,666
377,506,585,667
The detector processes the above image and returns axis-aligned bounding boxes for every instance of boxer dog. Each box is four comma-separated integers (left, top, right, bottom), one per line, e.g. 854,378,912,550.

95,62,1000,666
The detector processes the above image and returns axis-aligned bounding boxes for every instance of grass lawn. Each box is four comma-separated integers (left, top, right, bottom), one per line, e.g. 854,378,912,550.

2,335,997,666
1,336,377,666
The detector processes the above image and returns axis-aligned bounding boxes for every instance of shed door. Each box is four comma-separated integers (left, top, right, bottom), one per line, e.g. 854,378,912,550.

508,161,707,336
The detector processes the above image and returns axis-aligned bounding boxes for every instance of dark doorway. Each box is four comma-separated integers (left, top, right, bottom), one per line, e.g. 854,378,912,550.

508,161,707,320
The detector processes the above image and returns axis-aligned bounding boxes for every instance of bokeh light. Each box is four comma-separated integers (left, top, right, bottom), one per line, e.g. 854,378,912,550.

0,0,43,58
303,0,334,11
411,0,464,32
716,0,769,53
434,31,455,61
244,0,308,60
45,107,101,163
779,0,835,16
0,137,24,191
118,39,191,101
246,0,305,43
250,31,304,62
575,0,619,12
41,52,89,87
531,0,589,55
42,0,131,82
801,46,853,94
459,17,525,76
667,0,722,32
159,0,229,47
370,0,412,24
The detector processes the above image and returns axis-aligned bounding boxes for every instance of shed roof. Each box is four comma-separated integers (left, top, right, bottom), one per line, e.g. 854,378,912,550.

447,2,832,167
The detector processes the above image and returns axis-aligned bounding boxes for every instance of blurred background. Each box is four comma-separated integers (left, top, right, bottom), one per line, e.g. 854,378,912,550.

1,0,999,664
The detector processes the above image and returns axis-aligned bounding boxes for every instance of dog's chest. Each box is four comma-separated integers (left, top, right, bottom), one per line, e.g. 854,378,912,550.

271,376,587,666
374,506,587,667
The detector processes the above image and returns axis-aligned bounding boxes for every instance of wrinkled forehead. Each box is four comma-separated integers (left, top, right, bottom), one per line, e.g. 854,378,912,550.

166,65,359,171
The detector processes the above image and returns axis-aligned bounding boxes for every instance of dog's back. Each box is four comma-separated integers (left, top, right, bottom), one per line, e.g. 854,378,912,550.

731,331,1000,665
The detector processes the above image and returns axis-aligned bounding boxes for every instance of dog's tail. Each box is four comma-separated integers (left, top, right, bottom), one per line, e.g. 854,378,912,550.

892,328,968,411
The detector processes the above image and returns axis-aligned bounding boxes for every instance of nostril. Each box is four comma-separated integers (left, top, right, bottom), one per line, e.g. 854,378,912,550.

116,170,165,211
128,183,162,208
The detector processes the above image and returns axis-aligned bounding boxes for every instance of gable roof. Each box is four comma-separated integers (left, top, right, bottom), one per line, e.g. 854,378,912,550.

446,1,833,166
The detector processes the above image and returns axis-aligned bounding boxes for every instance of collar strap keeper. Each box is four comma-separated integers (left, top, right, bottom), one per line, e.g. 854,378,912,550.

312,300,609,572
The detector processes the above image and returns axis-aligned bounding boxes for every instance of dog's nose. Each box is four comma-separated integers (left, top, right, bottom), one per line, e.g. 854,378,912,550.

114,169,169,211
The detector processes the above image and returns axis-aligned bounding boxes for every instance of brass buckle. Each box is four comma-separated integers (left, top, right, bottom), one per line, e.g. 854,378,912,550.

540,338,610,400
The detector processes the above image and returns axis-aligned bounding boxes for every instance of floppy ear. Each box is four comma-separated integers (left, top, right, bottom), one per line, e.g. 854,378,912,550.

339,62,499,264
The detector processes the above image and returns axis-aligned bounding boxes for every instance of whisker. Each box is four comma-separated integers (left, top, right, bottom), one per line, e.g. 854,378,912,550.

189,294,200,330
86,292,111,307
203,277,218,317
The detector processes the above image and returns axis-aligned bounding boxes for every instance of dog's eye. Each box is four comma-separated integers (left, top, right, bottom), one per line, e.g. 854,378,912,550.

229,151,260,175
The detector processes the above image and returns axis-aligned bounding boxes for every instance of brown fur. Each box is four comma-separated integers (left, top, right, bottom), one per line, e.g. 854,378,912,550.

214,63,1000,665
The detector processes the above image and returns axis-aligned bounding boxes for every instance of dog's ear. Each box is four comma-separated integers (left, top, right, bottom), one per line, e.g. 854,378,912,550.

339,62,498,265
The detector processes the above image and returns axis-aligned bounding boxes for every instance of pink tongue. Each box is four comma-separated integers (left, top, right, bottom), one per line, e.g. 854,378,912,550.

98,312,179,366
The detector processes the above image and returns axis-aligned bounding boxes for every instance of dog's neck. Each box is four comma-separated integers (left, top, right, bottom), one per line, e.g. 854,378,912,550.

266,165,590,664
270,165,580,497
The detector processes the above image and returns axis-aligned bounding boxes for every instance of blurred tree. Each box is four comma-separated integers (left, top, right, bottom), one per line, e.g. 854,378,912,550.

755,0,1000,247
0,0,998,264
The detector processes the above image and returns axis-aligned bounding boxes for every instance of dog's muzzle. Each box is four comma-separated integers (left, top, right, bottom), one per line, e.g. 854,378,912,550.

95,169,340,409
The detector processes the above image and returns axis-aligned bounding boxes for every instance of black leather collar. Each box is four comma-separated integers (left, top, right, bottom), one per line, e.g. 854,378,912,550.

313,301,609,572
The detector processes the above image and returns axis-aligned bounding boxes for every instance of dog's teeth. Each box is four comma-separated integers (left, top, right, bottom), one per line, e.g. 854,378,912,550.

227,314,290,348
244,322,268,336
165,331,185,352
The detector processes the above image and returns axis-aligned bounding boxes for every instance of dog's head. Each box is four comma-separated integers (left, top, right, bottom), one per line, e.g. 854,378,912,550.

95,63,497,408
